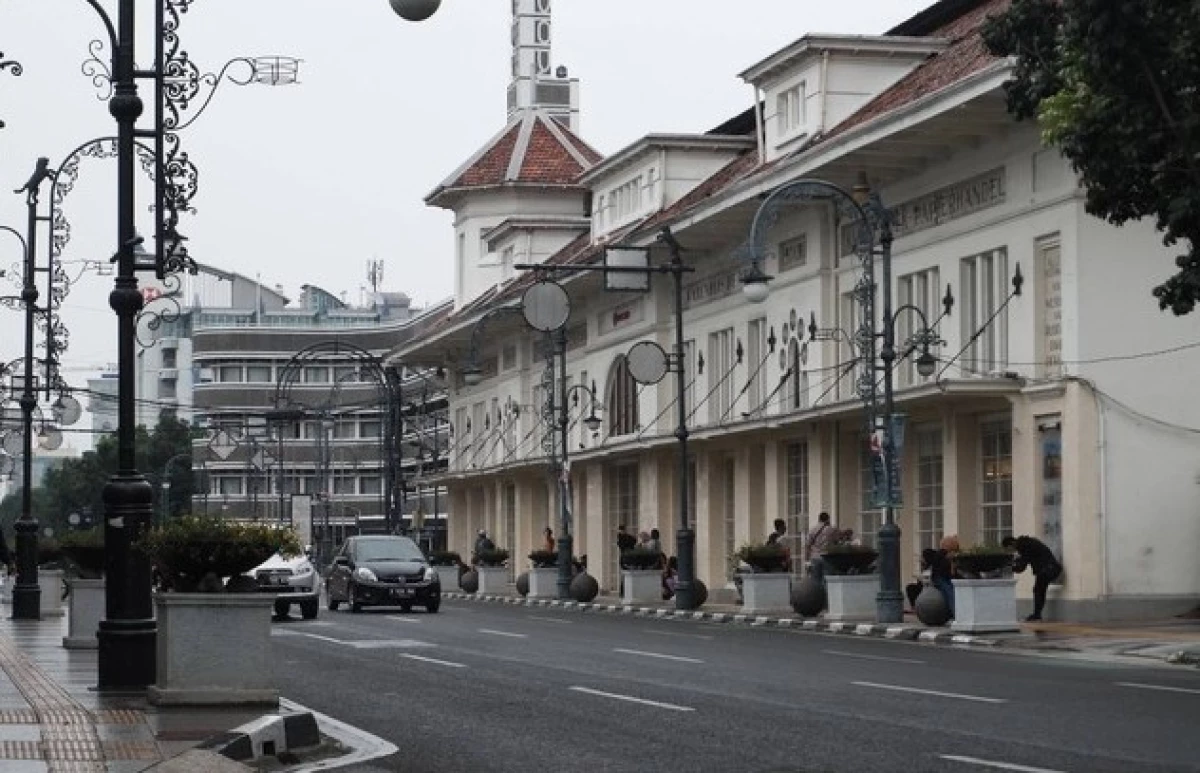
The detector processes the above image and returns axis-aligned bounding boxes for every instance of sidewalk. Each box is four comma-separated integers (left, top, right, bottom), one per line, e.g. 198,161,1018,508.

445,589,1200,667
0,609,269,772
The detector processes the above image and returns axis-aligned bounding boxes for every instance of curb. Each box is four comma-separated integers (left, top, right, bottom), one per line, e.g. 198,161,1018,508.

198,711,321,763
442,592,1004,649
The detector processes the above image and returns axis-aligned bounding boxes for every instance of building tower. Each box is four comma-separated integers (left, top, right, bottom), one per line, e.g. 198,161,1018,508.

509,0,580,131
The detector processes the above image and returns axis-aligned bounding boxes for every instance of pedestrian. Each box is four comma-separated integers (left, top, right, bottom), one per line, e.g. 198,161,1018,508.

805,512,835,585
0,524,11,575
766,518,787,545
616,524,636,553
543,527,555,553
662,555,678,600
1003,535,1063,621
472,529,495,565
645,528,662,556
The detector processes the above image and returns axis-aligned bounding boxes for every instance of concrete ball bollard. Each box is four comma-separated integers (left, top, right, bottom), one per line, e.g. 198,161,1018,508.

791,576,826,617
515,571,530,597
915,583,951,626
570,572,599,602
460,570,479,594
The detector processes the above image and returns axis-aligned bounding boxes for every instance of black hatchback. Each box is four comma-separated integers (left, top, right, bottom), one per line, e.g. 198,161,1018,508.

325,535,441,613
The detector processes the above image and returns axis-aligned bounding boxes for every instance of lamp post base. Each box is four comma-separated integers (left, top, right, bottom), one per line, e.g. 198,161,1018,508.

98,618,157,691
673,527,697,611
10,517,39,620
875,519,904,624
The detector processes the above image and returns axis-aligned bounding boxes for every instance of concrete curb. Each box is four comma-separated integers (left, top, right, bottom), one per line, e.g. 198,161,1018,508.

443,592,1005,649
198,711,321,763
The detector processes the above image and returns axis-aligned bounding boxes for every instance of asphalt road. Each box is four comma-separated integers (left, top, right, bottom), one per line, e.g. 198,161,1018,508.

270,599,1200,773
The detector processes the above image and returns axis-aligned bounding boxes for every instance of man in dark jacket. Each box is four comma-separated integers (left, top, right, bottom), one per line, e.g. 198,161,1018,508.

0,526,11,573
1003,535,1063,621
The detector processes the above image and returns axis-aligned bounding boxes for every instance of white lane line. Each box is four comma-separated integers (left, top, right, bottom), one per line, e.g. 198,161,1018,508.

401,653,466,669
284,632,351,645
477,628,528,639
386,615,423,623
527,615,573,624
613,647,704,664
1116,681,1200,696
852,681,1006,704
280,697,397,772
569,686,694,713
824,649,926,665
938,754,1065,772
644,629,714,641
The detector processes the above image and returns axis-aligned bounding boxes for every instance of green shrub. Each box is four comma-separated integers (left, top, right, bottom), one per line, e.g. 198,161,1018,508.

736,544,789,572
428,551,462,567
528,549,558,568
620,548,662,570
475,548,510,568
60,528,105,578
140,516,301,593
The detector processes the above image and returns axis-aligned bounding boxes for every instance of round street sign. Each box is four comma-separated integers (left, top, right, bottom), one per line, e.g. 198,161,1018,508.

626,341,669,385
522,281,570,332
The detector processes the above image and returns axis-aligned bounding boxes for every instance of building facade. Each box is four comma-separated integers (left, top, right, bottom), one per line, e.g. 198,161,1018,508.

389,0,1200,621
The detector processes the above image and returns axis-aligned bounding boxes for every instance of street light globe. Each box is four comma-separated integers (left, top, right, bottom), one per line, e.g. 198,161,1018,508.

462,366,483,387
583,413,602,433
916,350,937,378
742,278,770,304
389,0,441,21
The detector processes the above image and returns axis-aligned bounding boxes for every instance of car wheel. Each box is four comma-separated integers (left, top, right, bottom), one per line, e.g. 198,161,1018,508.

274,599,291,618
327,593,340,612
426,597,440,614
300,599,319,620
399,602,412,613
349,584,363,613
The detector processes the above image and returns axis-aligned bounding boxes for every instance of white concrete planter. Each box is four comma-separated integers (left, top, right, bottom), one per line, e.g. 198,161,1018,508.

148,593,277,707
528,568,560,599
63,578,105,649
621,569,662,605
825,574,880,622
741,572,792,614
434,566,460,592
39,569,66,618
476,566,509,595
951,578,1019,633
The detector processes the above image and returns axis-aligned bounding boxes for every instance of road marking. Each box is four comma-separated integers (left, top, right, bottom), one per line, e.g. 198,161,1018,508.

569,686,694,712
852,681,1006,704
401,653,466,669
348,639,434,650
527,615,573,624
281,631,349,645
824,649,926,665
938,755,1065,772
387,615,423,623
613,648,704,664
478,628,528,638
643,629,713,641
1116,681,1200,696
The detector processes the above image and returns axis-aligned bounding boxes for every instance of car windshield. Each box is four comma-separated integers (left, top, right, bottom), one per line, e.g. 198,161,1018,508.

354,538,425,563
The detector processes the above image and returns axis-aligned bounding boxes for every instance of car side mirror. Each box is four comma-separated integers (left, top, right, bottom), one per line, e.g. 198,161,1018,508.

333,556,350,567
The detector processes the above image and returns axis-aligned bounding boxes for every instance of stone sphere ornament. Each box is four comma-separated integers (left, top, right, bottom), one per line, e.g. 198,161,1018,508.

915,583,951,627
515,571,530,597
570,572,599,603
459,569,478,594
791,576,826,617
389,0,441,22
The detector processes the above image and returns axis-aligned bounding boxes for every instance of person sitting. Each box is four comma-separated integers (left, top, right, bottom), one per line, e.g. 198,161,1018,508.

923,546,956,619
662,556,678,600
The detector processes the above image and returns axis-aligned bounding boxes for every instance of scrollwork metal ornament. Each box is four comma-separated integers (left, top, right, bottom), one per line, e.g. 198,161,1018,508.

81,40,114,100
0,51,22,129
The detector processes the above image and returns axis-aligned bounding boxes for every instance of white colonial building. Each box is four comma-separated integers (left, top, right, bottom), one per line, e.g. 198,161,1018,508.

388,0,1200,621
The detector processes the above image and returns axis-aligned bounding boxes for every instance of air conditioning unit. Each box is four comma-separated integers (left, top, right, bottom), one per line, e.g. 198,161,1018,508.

197,367,215,384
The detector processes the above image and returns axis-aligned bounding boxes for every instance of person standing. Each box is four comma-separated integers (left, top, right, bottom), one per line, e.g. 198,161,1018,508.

0,525,10,574
473,529,495,565
805,512,835,584
766,518,787,545
542,527,556,553
1003,535,1063,621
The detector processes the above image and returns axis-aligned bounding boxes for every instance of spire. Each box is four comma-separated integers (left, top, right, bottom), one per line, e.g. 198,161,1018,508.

508,0,580,131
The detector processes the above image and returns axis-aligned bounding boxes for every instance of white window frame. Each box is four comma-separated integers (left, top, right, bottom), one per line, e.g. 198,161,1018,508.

785,440,809,574
915,425,944,553
980,418,1013,545
959,248,1009,375
706,327,735,425
897,267,941,387
859,446,882,549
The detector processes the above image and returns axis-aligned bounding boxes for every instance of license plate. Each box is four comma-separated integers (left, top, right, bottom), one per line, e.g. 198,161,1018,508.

391,588,413,598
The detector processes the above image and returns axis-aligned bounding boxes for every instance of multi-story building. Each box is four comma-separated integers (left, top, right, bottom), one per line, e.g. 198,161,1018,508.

388,0,1200,621
85,370,118,435
136,264,451,555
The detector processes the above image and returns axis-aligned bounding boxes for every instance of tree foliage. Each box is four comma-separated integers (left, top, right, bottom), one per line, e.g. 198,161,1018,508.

0,416,195,537
982,0,1200,314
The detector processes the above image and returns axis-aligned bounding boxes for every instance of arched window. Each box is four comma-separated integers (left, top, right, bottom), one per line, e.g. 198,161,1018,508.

605,355,639,436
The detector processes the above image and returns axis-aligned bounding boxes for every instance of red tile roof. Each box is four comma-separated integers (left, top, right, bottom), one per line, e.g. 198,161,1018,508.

431,111,603,202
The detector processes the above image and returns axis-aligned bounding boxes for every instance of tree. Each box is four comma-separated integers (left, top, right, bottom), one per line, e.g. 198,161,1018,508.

982,0,1200,314
0,415,196,536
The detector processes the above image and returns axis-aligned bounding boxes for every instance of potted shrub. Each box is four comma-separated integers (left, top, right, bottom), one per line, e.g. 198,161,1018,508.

428,551,462,592
736,544,791,614
821,537,879,621
620,548,663,605
474,548,509,594
60,528,105,649
140,516,300,706
527,549,560,599
951,544,1019,633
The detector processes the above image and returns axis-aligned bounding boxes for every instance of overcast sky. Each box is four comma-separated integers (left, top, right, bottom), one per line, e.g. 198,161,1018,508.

0,0,931,444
